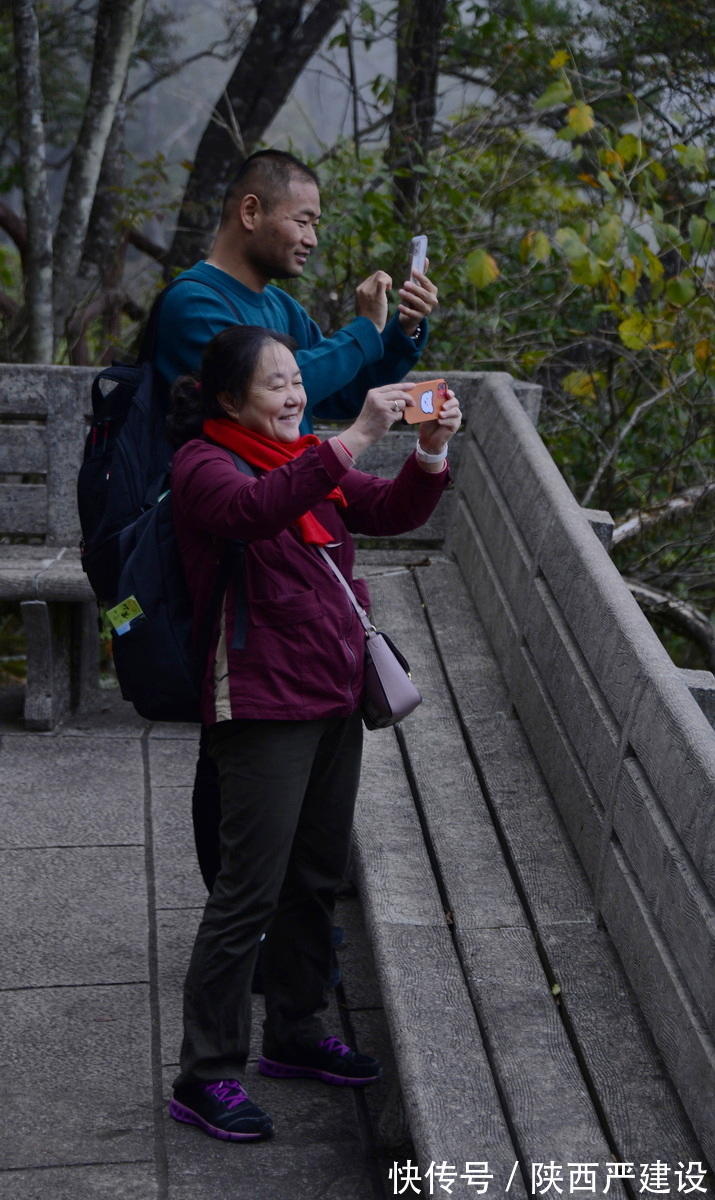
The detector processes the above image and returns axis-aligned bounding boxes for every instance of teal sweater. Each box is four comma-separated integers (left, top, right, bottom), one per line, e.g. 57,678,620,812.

155,261,427,433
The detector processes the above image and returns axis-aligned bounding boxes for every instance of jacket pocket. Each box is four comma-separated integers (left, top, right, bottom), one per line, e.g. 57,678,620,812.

250,588,324,627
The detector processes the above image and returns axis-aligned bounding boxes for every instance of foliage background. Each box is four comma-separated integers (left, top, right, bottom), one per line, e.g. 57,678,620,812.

1,0,713,672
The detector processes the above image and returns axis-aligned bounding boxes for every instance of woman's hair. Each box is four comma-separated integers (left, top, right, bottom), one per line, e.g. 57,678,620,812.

167,324,298,448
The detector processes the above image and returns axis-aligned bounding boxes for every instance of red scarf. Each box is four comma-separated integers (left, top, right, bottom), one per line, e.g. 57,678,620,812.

203,418,346,546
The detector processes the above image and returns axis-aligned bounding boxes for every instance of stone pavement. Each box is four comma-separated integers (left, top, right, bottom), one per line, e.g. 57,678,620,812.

0,684,407,1200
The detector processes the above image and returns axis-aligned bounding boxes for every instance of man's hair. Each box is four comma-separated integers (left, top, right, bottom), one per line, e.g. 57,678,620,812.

221,150,320,223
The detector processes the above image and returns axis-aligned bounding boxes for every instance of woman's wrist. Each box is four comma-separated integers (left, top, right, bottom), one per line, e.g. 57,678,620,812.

337,423,373,461
415,439,448,463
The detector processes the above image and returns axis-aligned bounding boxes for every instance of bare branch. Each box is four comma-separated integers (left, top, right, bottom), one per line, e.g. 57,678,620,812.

580,370,697,507
625,578,715,670
0,290,20,319
613,483,715,547
126,228,169,263
126,38,242,104
0,201,28,260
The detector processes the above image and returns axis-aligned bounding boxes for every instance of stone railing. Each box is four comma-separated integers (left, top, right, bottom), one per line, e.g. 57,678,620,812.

446,371,715,1161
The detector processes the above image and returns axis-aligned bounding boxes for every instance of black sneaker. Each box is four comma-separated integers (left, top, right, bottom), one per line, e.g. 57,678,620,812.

258,1035,381,1087
169,1078,273,1141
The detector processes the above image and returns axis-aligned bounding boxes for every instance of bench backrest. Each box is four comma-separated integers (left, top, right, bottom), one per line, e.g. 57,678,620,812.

0,365,94,546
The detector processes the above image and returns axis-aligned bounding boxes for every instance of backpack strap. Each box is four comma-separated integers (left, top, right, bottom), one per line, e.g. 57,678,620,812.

138,271,246,364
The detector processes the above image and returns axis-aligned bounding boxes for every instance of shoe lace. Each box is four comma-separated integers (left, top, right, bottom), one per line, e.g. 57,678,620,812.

204,1080,249,1109
319,1035,352,1057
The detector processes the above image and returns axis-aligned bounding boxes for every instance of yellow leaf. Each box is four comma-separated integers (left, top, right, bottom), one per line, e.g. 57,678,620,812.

567,103,595,136
643,247,664,281
549,49,569,69
651,341,676,350
694,338,712,368
620,268,638,297
466,248,500,289
618,314,654,350
601,149,624,169
561,370,600,399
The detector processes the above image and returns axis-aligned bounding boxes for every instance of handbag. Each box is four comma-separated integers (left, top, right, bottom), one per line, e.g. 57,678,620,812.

318,547,422,730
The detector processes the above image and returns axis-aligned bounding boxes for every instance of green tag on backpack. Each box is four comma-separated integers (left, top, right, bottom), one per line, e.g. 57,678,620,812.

106,595,144,636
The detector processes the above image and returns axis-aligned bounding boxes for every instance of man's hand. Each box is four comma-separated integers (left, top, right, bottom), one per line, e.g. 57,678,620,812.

356,270,392,332
398,267,439,337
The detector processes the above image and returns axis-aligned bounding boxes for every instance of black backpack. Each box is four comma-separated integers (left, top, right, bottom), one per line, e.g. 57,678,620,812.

106,453,254,723
77,274,240,602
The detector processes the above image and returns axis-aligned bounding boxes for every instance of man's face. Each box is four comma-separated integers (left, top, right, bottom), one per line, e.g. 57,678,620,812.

247,177,321,284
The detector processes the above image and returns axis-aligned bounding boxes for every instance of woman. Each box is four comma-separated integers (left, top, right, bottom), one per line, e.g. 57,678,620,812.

166,324,461,1142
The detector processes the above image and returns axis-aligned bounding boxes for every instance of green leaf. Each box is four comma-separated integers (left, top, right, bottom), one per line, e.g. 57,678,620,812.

570,251,603,286
704,197,715,223
618,314,653,350
595,214,623,259
596,170,616,195
534,78,573,110
616,133,643,163
531,231,551,263
665,276,696,306
674,143,707,177
466,248,500,288
554,226,588,261
688,216,713,254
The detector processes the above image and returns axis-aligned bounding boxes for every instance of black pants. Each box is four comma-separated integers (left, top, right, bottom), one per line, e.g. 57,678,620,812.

191,727,222,892
176,713,363,1086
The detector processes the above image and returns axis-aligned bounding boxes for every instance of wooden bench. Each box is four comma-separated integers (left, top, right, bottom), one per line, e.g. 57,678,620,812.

0,364,99,729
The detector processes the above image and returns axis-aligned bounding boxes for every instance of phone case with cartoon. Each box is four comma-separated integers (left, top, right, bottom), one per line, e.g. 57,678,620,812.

403,378,448,424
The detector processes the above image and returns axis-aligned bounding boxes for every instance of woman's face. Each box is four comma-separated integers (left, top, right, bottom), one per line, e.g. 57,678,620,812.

224,340,307,441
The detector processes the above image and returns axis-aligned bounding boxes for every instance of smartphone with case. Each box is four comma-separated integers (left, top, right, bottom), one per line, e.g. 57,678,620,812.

403,378,448,424
409,234,428,276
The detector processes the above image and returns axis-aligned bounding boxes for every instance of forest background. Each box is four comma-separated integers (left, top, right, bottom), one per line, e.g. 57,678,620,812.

1,0,714,672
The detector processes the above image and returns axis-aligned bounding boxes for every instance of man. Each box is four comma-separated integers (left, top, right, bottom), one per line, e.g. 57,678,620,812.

155,148,438,432
155,148,438,892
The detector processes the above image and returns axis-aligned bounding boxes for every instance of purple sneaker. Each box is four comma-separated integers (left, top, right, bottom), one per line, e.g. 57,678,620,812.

169,1078,273,1141
258,1035,381,1086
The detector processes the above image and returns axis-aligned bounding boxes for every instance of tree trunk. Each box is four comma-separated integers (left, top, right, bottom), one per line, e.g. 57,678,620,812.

166,0,348,273
387,0,448,222
77,102,130,364
52,0,146,339
11,0,53,362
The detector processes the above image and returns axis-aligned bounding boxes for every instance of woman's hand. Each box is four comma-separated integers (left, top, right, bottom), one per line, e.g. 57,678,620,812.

338,383,417,459
415,390,462,472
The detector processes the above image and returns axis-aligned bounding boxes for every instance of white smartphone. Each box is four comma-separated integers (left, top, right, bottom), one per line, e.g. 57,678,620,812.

409,234,428,276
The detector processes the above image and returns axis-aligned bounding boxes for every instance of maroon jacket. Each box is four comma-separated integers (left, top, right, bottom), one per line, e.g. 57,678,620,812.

171,437,449,724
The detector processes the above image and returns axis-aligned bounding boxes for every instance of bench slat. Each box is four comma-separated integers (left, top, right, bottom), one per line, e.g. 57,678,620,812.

368,569,621,1175
355,725,526,1189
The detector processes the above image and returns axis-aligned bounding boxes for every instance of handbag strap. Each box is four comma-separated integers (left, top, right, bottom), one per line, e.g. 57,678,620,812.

317,546,375,634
